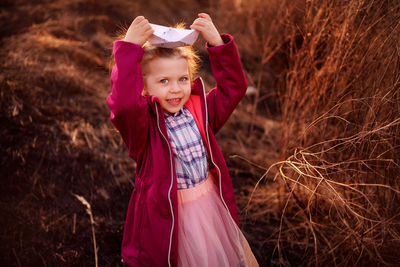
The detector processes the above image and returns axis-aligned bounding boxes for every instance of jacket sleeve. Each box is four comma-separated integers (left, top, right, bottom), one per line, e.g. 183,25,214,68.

106,40,149,158
206,34,247,134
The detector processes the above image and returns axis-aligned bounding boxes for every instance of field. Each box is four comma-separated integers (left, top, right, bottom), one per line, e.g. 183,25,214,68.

1,0,399,266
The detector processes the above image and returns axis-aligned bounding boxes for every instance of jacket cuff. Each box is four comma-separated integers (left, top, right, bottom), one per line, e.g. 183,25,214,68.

205,34,239,59
205,34,233,49
205,34,237,56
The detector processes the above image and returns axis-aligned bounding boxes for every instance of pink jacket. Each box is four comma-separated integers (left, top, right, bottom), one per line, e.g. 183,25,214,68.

107,34,247,267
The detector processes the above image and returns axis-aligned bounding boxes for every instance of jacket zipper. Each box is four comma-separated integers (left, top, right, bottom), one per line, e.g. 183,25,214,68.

156,79,240,266
200,77,241,239
154,103,175,267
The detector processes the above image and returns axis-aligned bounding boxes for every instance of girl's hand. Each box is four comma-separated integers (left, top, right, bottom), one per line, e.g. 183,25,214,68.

124,16,154,46
190,13,224,46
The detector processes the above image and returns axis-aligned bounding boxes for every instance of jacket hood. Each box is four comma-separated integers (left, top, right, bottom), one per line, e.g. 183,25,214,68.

190,77,205,95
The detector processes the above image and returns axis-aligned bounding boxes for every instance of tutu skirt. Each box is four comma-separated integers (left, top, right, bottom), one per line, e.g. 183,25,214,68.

177,173,259,267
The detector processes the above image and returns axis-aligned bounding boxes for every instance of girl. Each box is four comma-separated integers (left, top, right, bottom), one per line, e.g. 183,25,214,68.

107,13,258,267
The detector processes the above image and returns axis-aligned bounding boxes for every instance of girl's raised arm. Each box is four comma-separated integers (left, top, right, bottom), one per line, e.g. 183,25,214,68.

191,13,247,134
107,16,153,158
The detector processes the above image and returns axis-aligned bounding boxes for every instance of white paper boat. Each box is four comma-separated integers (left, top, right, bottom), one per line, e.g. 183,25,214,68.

149,23,199,48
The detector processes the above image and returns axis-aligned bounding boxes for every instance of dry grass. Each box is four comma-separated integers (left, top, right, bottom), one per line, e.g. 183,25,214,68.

1,0,399,266
73,194,98,267
217,0,400,265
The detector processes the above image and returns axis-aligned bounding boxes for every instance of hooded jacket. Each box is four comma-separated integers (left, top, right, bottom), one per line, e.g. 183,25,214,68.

107,34,247,267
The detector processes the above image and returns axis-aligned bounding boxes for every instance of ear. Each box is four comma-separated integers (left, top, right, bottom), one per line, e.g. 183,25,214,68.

141,87,148,96
142,77,149,96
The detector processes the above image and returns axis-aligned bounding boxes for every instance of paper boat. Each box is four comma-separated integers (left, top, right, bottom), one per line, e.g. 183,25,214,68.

149,23,199,48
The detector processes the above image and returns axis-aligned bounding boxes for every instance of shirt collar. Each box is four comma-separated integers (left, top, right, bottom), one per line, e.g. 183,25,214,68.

164,106,190,119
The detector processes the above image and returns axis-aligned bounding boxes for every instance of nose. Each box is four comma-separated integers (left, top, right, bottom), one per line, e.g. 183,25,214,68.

169,81,181,93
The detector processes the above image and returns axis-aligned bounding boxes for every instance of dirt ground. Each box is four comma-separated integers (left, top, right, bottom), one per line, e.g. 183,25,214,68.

0,0,281,266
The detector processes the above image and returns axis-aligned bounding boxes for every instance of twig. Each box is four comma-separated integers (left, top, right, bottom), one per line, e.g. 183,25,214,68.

73,193,98,267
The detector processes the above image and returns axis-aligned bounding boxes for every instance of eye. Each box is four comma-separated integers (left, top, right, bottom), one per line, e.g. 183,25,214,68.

160,79,168,84
179,76,189,82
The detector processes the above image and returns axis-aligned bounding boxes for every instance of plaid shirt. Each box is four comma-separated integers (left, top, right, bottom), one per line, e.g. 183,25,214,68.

164,107,209,189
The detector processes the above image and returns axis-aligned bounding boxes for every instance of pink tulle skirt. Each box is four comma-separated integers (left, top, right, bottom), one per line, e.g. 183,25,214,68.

177,174,259,267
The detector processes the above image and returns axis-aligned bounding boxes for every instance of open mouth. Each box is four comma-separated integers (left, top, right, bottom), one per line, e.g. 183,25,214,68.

166,98,182,106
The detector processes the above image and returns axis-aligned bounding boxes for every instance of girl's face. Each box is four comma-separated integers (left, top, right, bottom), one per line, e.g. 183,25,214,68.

143,56,191,115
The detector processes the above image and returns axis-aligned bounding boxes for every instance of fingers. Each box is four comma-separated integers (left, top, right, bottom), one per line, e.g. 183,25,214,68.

197,13,212,21
138,19,153,34
190,14,223,46
124,16,154,46
132,16,152,31
190,13,211,29
190,18,210,31
191,13,214,30
140,22,154,42
132,16,145,24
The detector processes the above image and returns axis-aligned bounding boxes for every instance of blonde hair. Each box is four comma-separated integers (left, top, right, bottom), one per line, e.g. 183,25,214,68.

141,23,200,80
141,45,200,81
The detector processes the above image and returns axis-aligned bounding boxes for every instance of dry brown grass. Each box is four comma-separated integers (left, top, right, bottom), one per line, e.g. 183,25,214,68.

1,0,399,266
217,0,400,265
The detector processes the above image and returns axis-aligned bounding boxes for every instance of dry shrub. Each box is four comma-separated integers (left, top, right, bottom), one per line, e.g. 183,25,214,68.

206,0,289,184
217,0,400,265
275,1,400,265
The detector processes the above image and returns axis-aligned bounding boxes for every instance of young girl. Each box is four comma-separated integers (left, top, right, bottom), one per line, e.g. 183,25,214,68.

107,13,258,267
